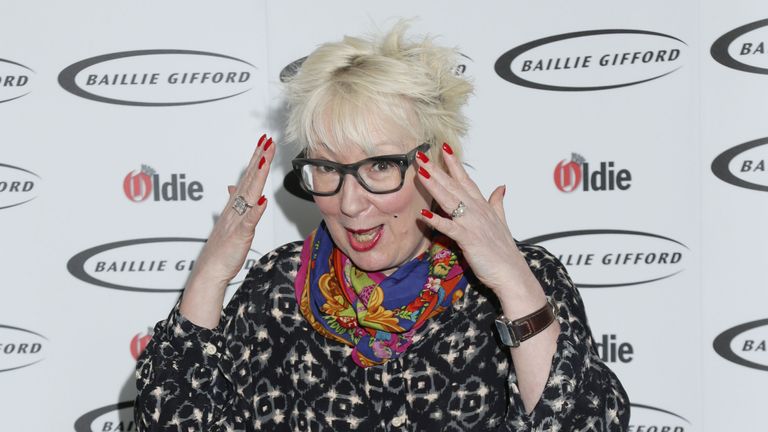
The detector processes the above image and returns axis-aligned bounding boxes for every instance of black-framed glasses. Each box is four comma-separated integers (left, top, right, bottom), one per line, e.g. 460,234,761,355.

291,143,430,196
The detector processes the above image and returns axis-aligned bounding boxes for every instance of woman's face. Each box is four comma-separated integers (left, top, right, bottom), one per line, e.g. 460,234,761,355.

311,127,433,275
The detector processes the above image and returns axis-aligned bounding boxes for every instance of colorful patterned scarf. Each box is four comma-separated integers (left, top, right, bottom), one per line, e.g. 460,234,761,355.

295,222,467,368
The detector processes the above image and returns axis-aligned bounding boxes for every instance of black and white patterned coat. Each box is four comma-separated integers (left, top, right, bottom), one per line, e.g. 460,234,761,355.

135,241,629,431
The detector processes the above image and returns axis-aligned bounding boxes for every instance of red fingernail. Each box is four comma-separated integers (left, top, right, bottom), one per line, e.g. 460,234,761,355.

258,156,266,169
416,151,429,163
264,137,273,151
421,209,434,219
442,143,453,155
257,134,267,148
257,195,266,206
418,166,430,179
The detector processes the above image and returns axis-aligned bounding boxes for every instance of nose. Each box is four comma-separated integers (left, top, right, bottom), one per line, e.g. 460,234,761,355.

339,173,370,217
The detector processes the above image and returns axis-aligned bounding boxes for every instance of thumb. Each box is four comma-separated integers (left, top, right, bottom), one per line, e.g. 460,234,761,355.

488,185,508,227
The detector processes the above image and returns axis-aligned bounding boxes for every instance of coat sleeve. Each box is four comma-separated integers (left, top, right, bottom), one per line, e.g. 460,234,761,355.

133,242,301,432
503,243,630,431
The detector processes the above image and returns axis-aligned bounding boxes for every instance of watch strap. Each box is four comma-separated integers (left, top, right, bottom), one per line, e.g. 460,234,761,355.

495,298,558,348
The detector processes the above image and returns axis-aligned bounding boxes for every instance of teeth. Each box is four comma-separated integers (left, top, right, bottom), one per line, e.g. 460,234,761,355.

351,227,380,242
353,231,377,242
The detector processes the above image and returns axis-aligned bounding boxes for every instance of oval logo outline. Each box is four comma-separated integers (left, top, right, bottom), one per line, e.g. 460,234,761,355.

73,401,134,432
0,163,41,210
711,18,768,74
711,137,768,192
713,318,768,371
495,29,686,91
67,237,261,292
280,53,472,83
629,402,691,424
279,56,307,83
0,58,34,103
58,49,256,107
0,324,47,373
522,229,689,288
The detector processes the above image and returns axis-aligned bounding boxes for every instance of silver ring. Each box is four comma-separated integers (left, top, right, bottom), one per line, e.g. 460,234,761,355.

450,201,467,219
232,195,253,215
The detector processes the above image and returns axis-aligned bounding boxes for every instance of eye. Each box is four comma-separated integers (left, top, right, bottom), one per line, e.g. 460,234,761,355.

370,160,398,172
316,164,338,174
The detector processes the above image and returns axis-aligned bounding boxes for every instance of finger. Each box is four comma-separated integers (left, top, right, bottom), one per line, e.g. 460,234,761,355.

415,150,464,202
242,194,268,227
237,135,275,203
224,192,268,234
414,156,464,218
419,208,462,243
417,148,463,197
488,185,509,228
242,133,268,174
439,142,484,200
227,185,236,197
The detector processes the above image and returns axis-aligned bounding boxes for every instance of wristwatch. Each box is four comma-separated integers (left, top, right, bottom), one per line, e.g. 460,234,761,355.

494,298,558,348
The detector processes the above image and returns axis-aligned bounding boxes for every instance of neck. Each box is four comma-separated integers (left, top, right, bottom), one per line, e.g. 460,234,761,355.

379,234,432,276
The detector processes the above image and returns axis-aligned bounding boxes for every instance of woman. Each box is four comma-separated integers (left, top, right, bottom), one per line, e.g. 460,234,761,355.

135,23,629,431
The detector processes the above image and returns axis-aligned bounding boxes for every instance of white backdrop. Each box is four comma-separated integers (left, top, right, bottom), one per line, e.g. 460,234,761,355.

1,1,766,431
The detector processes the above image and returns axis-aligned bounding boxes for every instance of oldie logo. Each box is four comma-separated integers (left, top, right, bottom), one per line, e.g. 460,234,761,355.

74,401,135,432
67,237,261,292
595,334,634,363
0,163,40,210
123,164,204,202
713,318,768,371
522,230,688,288
495,29,685,91
630,403,690,432
130,328,153,360
711,137,768,192
0,325,47,373
59,49,256,106
711,18,768,74
554,153,632,192
0,58,34,103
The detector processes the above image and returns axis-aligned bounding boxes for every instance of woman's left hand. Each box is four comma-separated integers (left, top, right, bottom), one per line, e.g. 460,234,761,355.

416,143,559,413
414,143,529,297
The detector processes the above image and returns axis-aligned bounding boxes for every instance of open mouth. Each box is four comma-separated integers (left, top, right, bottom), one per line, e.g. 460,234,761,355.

346,225,384,252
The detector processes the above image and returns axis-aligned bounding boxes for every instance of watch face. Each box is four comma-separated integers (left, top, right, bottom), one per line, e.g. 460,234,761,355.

494,319,507,335
494,318,517,347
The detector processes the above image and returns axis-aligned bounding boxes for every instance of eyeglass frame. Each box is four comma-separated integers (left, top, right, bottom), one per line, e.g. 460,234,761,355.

291,142,431,196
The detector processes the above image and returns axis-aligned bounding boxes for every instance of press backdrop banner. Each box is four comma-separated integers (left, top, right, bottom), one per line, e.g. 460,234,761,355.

1,1,766,431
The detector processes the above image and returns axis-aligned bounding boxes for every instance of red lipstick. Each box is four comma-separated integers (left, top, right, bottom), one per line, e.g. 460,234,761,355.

346,225,383,252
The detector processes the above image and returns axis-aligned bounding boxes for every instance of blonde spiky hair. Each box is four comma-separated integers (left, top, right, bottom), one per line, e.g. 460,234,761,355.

283,21,473,166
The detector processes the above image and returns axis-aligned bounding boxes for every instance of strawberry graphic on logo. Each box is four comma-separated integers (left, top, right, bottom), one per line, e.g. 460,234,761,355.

123,165,156,202
554,153,585,193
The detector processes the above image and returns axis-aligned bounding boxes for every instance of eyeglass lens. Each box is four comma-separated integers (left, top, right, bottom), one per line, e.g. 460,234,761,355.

300,159,403,194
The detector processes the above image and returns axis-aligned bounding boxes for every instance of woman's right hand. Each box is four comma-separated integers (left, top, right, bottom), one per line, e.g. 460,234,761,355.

179,134,275,328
